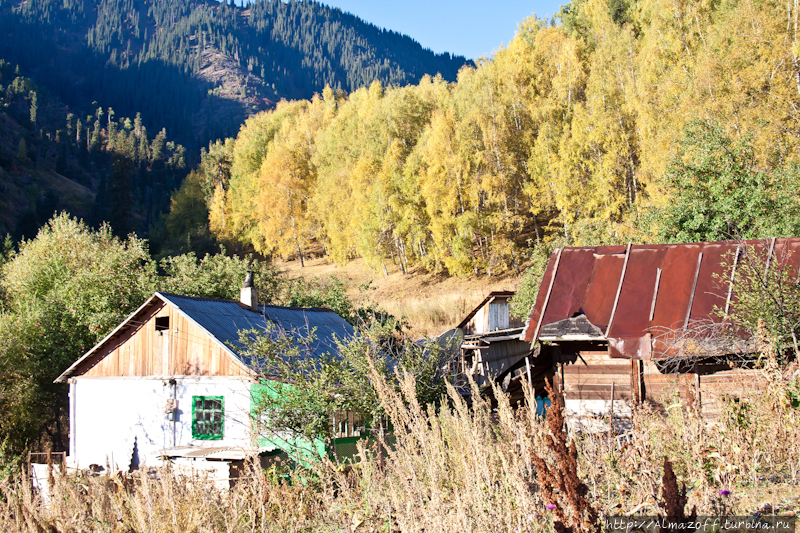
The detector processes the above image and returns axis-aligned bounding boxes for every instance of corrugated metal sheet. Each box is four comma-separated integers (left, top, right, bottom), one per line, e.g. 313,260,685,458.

160,445,276,460
157,293,355,370
521,238,800,359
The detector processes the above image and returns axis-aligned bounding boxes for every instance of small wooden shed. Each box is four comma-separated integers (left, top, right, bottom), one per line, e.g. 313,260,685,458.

504,238,797,429
456,291,529,388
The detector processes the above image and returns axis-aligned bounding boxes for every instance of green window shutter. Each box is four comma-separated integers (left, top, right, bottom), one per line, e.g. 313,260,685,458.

192,395,224,440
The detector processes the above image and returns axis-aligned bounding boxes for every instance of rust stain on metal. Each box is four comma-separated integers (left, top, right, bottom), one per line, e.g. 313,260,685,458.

521,239,800,359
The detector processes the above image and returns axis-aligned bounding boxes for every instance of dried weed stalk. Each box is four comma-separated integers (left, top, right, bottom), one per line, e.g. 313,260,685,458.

661,457,696,520
532,379,599,533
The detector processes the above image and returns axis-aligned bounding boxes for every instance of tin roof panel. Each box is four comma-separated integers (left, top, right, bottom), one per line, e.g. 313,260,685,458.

523,238,800,359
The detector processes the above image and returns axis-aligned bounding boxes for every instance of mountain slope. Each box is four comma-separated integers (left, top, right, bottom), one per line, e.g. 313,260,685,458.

0,0,470,150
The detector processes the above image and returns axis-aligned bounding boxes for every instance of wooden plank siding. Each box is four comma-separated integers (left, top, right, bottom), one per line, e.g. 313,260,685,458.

560,354,633,402
554,350,766,421
79,301,252,378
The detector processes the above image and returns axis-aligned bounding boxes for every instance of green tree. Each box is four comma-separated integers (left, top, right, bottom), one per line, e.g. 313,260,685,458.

723,242,800,362
158,251,279,304
244,315,451,460
159,170,216,256
655,121,800,242
0,214,158,453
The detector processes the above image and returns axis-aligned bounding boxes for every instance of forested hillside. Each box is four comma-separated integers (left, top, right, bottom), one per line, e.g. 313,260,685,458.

187,0,800,283
0,0,468,240
0,0,468,150
0,60,186,238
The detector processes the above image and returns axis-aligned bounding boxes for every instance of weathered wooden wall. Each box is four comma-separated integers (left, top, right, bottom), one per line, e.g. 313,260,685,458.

483,339,531,379
462,295,522,335
556,351,766,424
558,352,633,402
78,301,251,378
640,361,765,419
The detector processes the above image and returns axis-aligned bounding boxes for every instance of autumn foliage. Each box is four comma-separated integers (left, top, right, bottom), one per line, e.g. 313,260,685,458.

191,0,800,276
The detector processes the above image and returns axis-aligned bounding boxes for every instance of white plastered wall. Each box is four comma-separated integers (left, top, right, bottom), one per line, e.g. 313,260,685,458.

564,399,633,433
69,376,254,470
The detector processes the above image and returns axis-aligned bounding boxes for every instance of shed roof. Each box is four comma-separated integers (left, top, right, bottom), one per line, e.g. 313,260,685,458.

456,291,516,330
521,238,800,359
160,445,276,460
55,292,355,382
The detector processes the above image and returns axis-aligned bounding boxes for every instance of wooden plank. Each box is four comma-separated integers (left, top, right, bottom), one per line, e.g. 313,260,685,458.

565,375,634,386
649,268,662,322
564,383,631,392
563,364,637,375
644,384,692,396
699,373,763,384
573,353,627,365
644,372,697,383
606,243,632,337
765,237,777,275
724,245,741,316
565,390,633,401
684,252,704,330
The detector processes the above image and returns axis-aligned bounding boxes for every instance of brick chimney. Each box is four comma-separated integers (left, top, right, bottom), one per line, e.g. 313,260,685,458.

240,270,258,311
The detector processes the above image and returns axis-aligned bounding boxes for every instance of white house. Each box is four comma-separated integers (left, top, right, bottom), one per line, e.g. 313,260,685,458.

55,276,355,475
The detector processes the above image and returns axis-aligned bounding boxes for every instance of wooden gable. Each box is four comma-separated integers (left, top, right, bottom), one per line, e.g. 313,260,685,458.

69,297,253,379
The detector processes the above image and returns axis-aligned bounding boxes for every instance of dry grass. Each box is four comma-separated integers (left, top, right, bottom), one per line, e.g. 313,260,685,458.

276,254,520,337
3,365,800,532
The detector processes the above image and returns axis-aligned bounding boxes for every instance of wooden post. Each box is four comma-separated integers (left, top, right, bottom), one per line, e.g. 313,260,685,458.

649,268,662,322
609,382,615,437
525,354,533,401
683,252,704,331
639,360,646,404
694,369,701,413
724,245,741,316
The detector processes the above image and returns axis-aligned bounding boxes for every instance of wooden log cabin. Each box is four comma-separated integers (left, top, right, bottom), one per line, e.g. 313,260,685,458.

55,274,356,474
492,239,794,430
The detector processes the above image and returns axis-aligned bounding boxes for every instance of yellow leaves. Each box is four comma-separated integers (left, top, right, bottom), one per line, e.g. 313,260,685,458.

191,0,800,275
252,134,315,258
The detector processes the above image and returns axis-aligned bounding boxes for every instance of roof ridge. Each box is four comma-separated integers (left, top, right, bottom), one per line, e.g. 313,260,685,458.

157,292,338,313
261,303,336,313
157,291,238,303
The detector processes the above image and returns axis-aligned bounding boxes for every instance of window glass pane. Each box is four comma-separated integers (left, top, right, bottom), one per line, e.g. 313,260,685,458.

192,396,224,439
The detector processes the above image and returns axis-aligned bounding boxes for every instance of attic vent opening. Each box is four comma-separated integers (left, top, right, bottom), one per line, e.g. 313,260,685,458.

155,316,170,332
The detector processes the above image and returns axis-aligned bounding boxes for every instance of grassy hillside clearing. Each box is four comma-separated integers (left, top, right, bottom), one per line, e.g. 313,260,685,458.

276,249,522,338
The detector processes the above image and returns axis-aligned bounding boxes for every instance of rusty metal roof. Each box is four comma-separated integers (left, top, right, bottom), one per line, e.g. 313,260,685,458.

521,238,800,359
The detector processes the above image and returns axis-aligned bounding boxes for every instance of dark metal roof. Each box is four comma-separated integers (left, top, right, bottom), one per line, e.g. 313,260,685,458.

521,238,800,359
55,292,355,381
158,293,355,369
539,314,603,340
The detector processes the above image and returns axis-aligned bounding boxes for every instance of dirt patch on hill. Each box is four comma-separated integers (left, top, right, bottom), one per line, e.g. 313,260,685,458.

275,252,523,338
